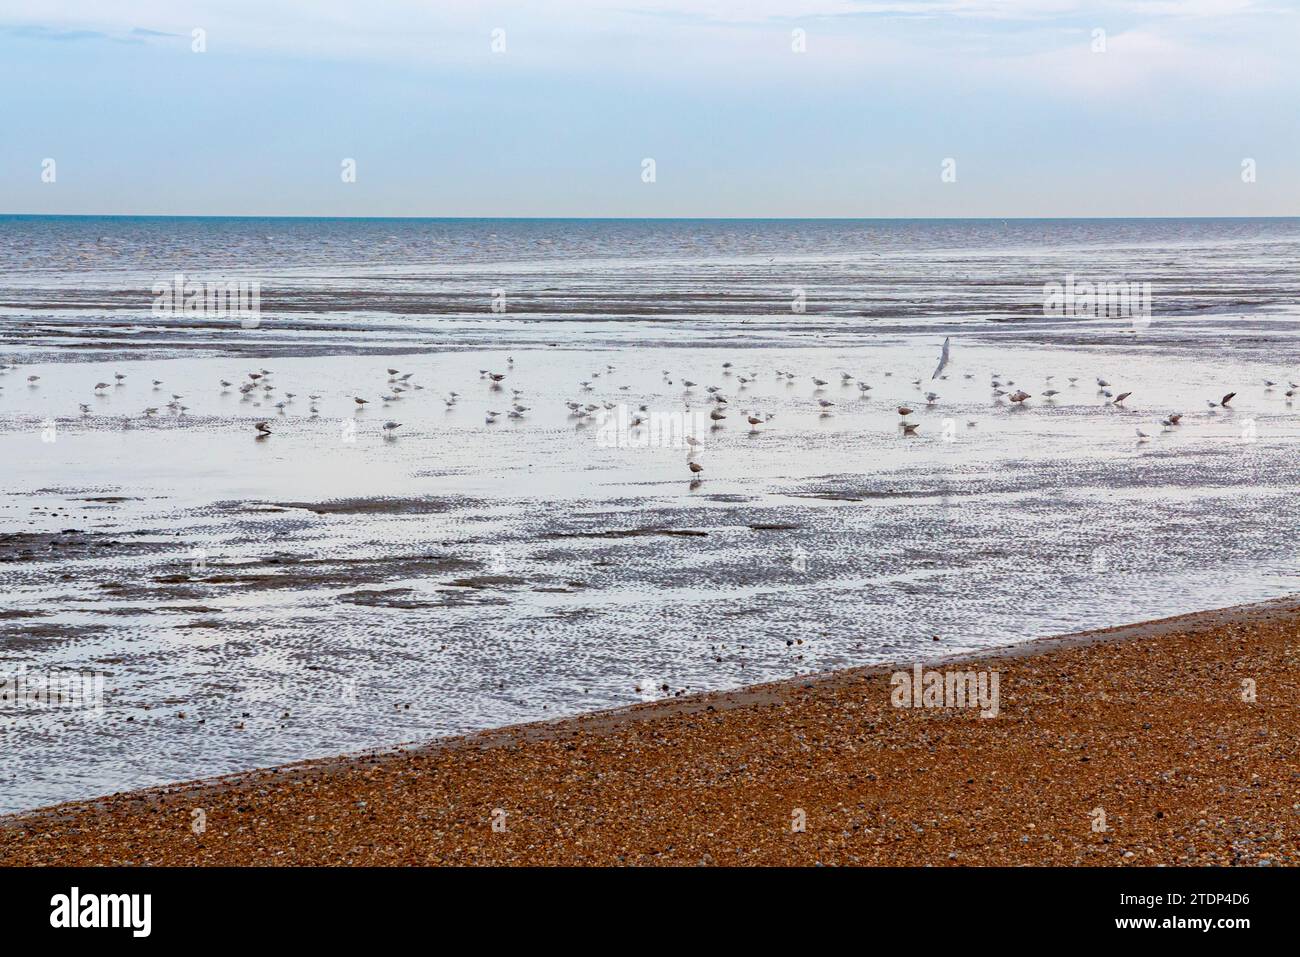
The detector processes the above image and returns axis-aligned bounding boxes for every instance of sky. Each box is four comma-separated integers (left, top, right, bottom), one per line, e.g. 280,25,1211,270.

0,0,1297,217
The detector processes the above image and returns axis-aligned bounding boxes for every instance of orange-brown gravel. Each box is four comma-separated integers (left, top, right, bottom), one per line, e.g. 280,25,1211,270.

3,598,1299,866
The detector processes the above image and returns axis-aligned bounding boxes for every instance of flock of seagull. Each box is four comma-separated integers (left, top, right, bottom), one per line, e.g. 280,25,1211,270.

3,337,1291,476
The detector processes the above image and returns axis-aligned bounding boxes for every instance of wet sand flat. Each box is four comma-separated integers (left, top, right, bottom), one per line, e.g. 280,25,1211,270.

3,596,1297,866
4,338,1300,814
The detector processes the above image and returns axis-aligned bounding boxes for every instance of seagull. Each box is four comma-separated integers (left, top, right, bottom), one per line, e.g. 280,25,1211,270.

1009,390,1031,404
382,421,400,434
78,403,90,414
1167,413,1183,425
931,336,951,379
812,378,827,388
485,410,501,424
254,421,272,437
817,399,835,410
354,397,369,406
897,406,913,417
709,407,726,421
688,461,704,475
1135,428,1150,442
93,381,110,390
1207,392,1235,409
1113,391,1132,405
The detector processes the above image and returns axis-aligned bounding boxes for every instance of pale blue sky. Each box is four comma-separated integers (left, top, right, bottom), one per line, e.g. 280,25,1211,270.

0,1,1296,216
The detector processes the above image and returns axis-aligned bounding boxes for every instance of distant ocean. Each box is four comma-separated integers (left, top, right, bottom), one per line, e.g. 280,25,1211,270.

2,216,1299,330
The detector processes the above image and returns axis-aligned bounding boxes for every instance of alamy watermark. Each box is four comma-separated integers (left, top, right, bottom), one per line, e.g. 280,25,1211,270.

890,663,1000,718
152,273,261,328
1043,274,1151,323
595,404,709,449
1,665,105,716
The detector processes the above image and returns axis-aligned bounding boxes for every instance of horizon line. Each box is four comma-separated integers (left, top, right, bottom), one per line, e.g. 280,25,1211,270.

4,213,1300,222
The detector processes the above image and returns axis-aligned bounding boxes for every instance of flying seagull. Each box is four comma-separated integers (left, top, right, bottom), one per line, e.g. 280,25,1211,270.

931,336,951,380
